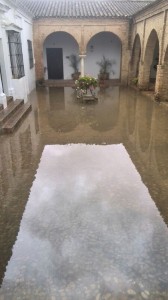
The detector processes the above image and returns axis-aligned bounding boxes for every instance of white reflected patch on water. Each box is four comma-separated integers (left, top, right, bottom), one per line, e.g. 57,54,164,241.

1,144,168,300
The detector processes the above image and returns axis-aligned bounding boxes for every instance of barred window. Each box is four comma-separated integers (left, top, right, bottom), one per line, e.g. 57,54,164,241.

8,31,25,79
27,40,34,69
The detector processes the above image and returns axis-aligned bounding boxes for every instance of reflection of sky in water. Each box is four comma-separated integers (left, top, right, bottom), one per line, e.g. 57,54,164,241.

1,144,168,299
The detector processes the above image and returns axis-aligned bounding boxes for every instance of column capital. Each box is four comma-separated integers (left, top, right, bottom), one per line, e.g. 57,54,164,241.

79,54,86,58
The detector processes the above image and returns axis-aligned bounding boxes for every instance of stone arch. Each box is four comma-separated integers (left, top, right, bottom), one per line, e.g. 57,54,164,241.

84,29,123,50
140,29,159,90
85,31,122,79
43,31,80,80
130,34,141,81
41,30,80,49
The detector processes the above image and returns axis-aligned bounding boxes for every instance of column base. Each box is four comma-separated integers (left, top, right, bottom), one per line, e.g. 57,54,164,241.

9,87,15,100
0,93,7,109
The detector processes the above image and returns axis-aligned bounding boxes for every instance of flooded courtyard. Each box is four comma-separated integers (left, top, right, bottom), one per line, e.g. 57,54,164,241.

0,86,168,300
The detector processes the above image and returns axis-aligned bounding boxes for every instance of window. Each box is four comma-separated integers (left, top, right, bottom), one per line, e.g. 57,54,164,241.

27,40,34,69
8,30,25,79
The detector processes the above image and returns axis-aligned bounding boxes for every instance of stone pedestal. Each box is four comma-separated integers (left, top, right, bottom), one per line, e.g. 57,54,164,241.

0,93,7,109
9,87,15,99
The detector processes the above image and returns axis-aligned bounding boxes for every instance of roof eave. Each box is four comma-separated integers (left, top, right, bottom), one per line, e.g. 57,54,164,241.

33,15,131,20
132,0,163,18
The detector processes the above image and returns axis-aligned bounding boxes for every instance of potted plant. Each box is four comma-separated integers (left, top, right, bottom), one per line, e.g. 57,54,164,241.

67,54,80,80
132,77,138,85
97,56,115,80
75,75,98,100
36,78,44,87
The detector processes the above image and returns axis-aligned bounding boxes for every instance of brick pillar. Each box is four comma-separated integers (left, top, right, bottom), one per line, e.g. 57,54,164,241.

33,21,44,81
155,64,168,101
121,47,130,85
129,59,140,84
129,42,141,83
138,62,150,90
34,41,44,81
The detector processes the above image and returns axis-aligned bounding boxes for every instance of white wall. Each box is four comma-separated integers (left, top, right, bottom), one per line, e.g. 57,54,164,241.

43,32,79,80
0,0,35,103
85,32,121,79
0,38,8,95
21,18,36,96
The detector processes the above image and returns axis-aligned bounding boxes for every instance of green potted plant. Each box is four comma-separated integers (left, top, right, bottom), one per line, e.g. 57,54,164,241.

67,54,80,80
36,78,44,87
97,56,115,80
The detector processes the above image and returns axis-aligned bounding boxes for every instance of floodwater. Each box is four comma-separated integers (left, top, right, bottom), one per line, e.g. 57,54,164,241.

0,86,168,300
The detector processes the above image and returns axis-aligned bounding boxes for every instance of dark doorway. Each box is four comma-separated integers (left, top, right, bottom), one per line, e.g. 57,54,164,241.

46,48,63,79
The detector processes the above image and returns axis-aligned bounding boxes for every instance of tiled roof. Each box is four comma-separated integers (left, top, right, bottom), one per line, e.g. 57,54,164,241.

18,0,154,19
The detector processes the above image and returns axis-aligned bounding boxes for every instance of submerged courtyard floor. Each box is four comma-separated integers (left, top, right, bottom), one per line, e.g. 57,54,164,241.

0,86,168,300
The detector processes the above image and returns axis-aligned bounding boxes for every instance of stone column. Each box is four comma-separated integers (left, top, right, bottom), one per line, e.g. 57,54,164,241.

79,54,86,77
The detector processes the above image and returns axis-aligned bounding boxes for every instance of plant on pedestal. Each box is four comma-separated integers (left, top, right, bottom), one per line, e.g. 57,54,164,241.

75,75,98,99
67,54,80,80
97,56,115,80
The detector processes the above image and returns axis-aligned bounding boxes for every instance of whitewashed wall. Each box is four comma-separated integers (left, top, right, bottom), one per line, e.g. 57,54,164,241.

85,32,121,79
0,0,35,105
21,17,36,96
43,32,79,80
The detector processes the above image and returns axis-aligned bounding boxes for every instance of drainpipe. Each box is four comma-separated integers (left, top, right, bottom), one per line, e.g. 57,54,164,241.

79,54,86,77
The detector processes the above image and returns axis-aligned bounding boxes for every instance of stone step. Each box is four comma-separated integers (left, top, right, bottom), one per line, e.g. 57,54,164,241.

0,104,3,112
0,99,24,126
0,96,13,112
44,79,120,87
98,79,121,86
2,102,32,134
45,80,75,87
7,96,14,106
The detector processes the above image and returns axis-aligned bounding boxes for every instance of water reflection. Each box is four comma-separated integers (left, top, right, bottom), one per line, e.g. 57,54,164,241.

0,112,42,286
1,144,168,300
49,87,65,111
0,86,168,299
48,87,78,133
137,97,153,152
90,87,120,131
127,91,137,135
